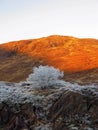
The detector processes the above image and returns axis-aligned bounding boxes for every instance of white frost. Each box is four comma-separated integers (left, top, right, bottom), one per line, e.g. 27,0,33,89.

0,80,98,105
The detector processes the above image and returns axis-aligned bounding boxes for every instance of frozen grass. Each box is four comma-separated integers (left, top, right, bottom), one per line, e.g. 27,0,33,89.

0,81,98,105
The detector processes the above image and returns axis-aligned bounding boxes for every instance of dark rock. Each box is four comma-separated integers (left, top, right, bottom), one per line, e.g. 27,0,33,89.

0,88,98,130
48,90,98,129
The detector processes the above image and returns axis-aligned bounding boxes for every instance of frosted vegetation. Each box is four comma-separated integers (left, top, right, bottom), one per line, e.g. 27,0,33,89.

26,65,64,88
0,66,98,104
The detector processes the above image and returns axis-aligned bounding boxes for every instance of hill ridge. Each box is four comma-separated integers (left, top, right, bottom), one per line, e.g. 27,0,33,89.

0,35,98,83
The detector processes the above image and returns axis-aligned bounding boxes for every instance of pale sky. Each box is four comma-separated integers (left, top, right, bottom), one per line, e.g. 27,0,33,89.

0,0,98,44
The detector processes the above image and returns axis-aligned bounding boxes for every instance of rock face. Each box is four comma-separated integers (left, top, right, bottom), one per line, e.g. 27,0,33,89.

48,90,98,130
0,82,98,130
0,103,39,130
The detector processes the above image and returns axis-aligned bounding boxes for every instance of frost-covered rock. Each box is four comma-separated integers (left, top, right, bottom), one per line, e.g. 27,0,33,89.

0,84,45,110
0,80,98,130
48,86,98,130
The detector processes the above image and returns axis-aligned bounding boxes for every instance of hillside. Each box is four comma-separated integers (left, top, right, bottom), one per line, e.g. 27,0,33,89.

0,35,98,84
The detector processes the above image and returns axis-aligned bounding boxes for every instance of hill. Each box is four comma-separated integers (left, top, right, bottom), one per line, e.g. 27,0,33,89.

0,35,98,84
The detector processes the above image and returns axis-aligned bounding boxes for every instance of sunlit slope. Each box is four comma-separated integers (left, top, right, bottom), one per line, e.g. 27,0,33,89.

0,35,98,82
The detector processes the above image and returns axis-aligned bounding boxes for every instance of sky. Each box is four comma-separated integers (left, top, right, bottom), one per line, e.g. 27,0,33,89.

0,0,98,44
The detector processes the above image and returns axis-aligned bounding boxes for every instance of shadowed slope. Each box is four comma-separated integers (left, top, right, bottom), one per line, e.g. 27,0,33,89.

0,47,45,82
0,35,98,83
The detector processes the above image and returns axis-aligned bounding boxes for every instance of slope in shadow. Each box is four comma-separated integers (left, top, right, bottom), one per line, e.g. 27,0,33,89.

0,47,45,82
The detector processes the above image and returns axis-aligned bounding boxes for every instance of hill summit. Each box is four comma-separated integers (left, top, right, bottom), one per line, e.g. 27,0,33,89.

0,35,98,84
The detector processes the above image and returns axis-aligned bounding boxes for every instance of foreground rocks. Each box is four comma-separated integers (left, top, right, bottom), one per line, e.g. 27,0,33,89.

0,103,47,130
48,90,98,130
0,83,98,130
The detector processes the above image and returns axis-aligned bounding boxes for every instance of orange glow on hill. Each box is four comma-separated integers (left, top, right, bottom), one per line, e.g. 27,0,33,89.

1,35,98,72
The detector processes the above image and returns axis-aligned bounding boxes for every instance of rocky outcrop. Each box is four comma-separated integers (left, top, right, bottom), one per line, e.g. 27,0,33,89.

0,103,38,130
0,83,98,130
48,89,98,130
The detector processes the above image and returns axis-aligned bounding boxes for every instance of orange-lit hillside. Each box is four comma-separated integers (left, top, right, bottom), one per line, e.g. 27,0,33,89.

1,35,98,71
0,35,98,82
